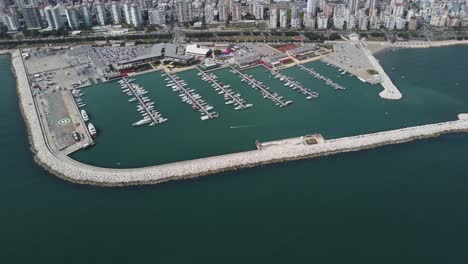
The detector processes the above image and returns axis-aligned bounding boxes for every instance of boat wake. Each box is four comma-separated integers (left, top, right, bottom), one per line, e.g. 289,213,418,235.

230,125,254,129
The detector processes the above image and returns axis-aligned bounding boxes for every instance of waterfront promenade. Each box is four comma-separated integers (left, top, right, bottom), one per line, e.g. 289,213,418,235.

360,41,403,100
10,49,468,186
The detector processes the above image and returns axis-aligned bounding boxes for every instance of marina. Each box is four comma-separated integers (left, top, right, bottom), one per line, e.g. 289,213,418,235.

164,72,218,121
297,64,347,90
229,66,292,108
196,68,252,111
265,67,319,100
119,77,167,127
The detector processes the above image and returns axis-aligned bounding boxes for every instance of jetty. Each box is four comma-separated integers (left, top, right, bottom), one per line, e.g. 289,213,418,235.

196,67,252,110
264,67,319,100
121,77,167,126
360,41,403,100
229,66,291,108
11,49,468,187
164,72,218,120
297,64,346,90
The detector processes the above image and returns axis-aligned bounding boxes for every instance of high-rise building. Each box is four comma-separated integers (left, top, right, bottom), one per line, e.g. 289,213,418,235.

269,6,277,29
22,5,43,29
279,9,287,28
0,13,19,31
253,4,264,20
52,5,64,29
307,0,317,17
290,5,301,29
44,5,64,30
204,4,214,23
317,12,328,29
231,4,241,21
96,2,107,26
111,2,122,25
148,8,165,26
123,2,131,25
349,0,360,15
218,0,227,21
81,3,91,27
368,0,376,17
176,0,192,23
65,6,79,29
130,3,143,27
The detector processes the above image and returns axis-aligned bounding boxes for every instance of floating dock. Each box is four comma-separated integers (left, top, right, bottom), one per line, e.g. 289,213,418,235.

120,77,167,126
196,67,252,110
298,64,346,90
164,72,218,120
229,66,292,108
264,66,319,100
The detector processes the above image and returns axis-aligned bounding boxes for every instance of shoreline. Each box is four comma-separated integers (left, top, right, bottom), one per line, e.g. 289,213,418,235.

7,47,468,187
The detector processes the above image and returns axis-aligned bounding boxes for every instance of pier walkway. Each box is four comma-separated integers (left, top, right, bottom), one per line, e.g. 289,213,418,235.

165,71,216,120
229,66,291,108
297,64,346,90
196,67,251,110
263,66,319,100
360,41,403,100
121,77,160,125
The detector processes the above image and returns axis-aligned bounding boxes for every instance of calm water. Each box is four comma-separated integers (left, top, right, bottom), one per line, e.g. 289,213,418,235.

1,46,468,263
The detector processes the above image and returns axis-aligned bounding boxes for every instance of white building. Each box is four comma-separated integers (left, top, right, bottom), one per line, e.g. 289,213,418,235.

317,13,328,29
65,6,79,30
253,4,264,20
96,2,107,26
0,14,19,31
44,5,64,30
148,8,165,26
111,2,122,25
279,9,287,28
269,6,278,29
130,3,143,27
307,0,317,17
81,3,92,27
290,6,301,29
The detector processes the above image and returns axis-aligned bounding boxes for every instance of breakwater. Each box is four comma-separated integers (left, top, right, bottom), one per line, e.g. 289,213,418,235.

10,49,468,186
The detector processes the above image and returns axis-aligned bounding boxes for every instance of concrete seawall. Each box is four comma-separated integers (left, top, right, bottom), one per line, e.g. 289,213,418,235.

10,50,468,187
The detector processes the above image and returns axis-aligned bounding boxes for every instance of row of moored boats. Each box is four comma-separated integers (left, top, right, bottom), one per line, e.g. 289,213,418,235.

118,78,167,127
269,70,319,100
163,73,218,121
72,89,97,137
298,64,347,90
197,71,252,111
229,68,292,108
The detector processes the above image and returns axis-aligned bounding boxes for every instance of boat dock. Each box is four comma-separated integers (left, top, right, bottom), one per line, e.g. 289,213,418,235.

229,66,292,108
120,77,167,127
163,72,218,120
297,65,346,90
196,68,252,111
264,67,319,100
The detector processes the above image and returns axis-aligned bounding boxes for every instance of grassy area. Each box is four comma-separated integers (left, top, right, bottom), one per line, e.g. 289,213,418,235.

367,69,378,75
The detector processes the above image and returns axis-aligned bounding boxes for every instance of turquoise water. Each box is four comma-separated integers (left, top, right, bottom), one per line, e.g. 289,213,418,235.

1,46,468,263
73,47,468,168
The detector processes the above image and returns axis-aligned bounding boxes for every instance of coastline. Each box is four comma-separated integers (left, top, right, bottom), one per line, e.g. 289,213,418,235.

7,47,468,187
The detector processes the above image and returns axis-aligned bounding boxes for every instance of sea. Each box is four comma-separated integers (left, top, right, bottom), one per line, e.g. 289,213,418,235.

1,46,468,263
